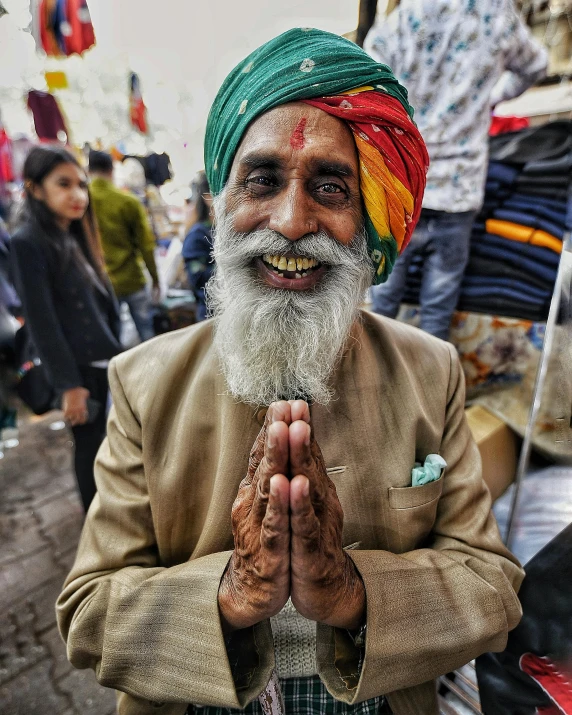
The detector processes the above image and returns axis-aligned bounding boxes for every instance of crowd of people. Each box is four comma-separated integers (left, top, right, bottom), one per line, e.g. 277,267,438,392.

0,2,566,714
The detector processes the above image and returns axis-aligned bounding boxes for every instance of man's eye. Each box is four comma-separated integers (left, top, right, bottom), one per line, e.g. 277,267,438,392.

245,175,275,187
318,183,345,194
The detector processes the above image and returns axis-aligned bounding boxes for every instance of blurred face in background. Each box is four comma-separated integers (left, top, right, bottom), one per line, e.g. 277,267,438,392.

31,162,89,226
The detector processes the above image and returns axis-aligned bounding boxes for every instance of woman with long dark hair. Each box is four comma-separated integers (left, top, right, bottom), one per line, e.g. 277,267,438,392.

10,146,121,511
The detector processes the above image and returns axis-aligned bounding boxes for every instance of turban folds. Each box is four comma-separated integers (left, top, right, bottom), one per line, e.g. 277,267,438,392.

204,28,429,284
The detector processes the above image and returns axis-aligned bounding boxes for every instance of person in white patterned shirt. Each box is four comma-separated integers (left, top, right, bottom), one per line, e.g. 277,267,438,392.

365,0,548,339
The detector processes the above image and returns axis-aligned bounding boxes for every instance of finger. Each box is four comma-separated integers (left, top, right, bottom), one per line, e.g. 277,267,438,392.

266,400,292,427
289,475,320,554
288,400,310,424
289,421,326,502
260,474,290,554
251,421,289,522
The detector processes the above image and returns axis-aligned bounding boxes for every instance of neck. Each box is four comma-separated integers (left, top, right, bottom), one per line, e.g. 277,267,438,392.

91,173,112,182
55,216,71,231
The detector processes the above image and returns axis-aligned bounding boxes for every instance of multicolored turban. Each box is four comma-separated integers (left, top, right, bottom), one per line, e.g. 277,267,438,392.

204,28,429,284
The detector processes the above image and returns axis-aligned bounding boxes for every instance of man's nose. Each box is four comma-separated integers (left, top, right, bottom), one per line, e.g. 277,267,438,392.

267,182,317,240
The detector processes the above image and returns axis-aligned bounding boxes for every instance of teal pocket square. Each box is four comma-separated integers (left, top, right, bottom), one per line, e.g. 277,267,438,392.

411,454,447,487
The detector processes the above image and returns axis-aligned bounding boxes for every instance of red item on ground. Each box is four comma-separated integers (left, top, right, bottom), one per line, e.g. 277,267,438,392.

490,115,530,136
520,653,572,715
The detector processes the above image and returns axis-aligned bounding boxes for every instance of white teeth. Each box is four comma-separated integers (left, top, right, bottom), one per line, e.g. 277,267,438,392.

296,258,303,271
287,258,296,272
277,272,284,277
302,272,307,277
295,273,301,279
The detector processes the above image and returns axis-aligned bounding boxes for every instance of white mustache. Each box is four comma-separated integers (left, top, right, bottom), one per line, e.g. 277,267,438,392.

212,226,370,271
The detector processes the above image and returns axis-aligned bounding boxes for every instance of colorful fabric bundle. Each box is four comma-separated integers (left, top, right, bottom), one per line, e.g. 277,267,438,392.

204,28,429,284
486,219,563,254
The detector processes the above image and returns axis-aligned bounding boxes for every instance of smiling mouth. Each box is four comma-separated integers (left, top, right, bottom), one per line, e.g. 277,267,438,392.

261,253,322,279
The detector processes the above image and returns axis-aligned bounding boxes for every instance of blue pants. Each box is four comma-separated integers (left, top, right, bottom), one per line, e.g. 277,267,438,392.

120,287,155,342
371,209,477,341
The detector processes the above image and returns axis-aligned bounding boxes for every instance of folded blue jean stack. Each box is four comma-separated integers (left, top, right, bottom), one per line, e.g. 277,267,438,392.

403,120,572,322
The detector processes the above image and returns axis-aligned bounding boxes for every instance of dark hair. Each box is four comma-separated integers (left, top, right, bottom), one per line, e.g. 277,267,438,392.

22,146,105,280
88,150,113,174
191,171,211,223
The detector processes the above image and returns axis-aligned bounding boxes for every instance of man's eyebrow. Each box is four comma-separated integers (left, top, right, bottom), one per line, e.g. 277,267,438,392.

310,159,356,179
239,152,284,170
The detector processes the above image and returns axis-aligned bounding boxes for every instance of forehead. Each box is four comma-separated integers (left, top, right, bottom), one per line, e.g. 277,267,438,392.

232,102,358,169
48,162,85,181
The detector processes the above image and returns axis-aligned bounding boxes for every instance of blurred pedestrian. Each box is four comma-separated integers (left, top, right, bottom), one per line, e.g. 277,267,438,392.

365,0,548,340
10,146,121,511
182,171,214,321
89,150,160,341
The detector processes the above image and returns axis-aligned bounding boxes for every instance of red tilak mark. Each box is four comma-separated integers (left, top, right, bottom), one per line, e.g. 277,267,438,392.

289,117,307,150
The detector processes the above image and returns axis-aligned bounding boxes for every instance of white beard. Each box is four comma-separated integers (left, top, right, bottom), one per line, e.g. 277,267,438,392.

206,193,373,406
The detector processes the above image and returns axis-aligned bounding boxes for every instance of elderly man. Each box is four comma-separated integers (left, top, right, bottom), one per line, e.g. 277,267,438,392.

57,29,523,715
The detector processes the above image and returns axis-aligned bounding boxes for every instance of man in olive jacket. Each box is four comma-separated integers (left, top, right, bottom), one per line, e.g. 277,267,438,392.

89,151,159,341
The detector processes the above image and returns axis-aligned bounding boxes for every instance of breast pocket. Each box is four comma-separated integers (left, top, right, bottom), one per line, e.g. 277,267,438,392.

385,477,444,553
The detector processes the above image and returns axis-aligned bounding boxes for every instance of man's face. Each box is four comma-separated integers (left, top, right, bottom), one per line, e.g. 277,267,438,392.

224,103,363,292
209,103,372,406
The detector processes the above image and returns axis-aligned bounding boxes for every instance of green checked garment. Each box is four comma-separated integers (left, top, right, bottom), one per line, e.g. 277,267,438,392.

188,675,385,714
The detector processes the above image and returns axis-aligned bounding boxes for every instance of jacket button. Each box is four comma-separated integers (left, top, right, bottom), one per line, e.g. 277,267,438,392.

256,408,267,426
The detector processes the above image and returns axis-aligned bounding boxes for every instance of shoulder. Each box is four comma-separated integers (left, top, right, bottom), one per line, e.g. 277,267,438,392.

185,223,212,242
109,320,216,407
357,309,456,385
10,224,49,259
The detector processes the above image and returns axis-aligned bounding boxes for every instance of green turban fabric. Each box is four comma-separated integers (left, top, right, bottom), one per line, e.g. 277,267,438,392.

204,28,429,283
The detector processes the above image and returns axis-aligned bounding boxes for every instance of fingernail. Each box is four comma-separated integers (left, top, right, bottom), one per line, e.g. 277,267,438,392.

304,428,311,446
270,477,278,496
303,479,309,496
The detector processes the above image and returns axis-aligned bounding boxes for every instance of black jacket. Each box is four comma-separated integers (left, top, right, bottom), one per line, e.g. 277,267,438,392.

10,222,122,392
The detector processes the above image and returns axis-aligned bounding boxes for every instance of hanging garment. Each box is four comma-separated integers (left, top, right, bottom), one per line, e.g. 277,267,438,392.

27,90,68,141
39,0,62,56
63,0,95,56
145,152,172,186
129,73,147,134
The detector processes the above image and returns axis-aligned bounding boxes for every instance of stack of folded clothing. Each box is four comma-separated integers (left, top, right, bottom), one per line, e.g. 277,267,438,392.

403,120,571,322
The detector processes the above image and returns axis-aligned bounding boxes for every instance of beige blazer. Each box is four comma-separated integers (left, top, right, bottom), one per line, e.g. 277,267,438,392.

57,311,524,715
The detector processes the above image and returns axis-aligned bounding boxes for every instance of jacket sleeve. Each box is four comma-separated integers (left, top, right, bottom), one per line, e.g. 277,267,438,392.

10,234,83,391
56,358,274,710
316,344,524,704
129,199,159,284
490,5,548,107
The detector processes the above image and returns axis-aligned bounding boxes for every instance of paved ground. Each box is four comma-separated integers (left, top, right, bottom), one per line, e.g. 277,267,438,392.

0,412,117,715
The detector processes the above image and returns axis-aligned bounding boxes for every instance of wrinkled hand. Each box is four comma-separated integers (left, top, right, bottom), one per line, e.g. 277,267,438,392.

288,415,365,629
218,402,305,631
219,400,365,632
62,387,90,427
